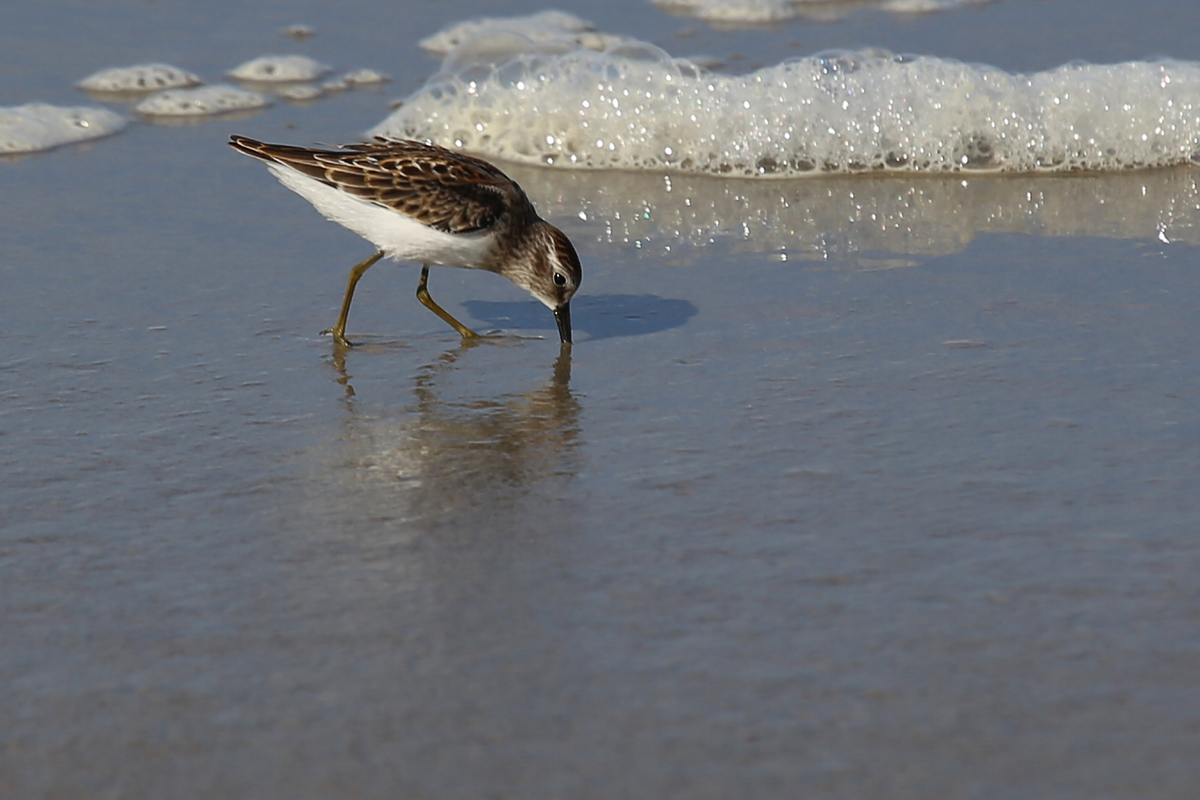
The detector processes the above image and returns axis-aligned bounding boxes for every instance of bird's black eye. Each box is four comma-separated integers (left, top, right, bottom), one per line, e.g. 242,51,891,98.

554,272,567,287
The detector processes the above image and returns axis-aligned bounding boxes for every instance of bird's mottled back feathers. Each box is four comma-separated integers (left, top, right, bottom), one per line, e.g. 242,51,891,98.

229,136,528,234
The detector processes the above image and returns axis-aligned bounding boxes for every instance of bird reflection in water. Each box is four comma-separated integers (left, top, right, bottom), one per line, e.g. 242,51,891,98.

327,342,581,529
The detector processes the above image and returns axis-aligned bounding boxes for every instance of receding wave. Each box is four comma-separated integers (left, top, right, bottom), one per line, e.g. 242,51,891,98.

499,163,1200,257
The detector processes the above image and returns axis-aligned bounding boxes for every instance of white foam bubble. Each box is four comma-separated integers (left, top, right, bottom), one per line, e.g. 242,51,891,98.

278,84,323,101
370,34,1200,177
134,85,270,116
0,103,127,154
882,0,986,13
341,68,391,85
654,0,986,24
77,63,202,93
228,55,330,82
653,0,801,23
281,24,316,40
419,11,630,56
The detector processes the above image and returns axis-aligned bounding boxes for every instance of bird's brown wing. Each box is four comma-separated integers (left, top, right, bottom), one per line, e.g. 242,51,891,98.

229,136,522,233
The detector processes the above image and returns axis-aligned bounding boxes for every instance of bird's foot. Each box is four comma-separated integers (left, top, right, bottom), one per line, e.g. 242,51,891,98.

320,327,355,348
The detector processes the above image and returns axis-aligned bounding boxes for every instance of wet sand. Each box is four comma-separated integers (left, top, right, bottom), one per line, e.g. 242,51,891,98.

3,0,1200,797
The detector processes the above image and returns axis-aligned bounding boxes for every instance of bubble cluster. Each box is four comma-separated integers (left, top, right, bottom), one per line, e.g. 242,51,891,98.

419,10,629,56
655,0,805,23
881,0,985,12
134,85,270,117
278,84,323,102
0,103,127,154
654,0,987,24
341,68,391,86
77,64,201,93
281,24,316,40
228,55,330,82
370,33,1200,178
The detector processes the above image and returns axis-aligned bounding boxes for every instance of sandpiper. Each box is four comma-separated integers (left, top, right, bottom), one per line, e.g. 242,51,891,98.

228,135,581,345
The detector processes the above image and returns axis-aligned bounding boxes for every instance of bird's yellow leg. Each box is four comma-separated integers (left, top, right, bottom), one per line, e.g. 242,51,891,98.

321,250,384,347
416,265,479,340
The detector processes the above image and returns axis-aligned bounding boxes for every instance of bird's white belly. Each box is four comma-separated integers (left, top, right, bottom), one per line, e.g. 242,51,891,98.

268,164,495,268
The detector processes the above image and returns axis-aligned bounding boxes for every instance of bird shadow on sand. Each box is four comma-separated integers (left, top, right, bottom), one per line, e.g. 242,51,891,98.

463,294,697,342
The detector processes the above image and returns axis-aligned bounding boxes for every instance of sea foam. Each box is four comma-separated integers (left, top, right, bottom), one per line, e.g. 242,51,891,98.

370,30,1200,178
654,0,987,24
77,63,202,93
0,103,127,154
228,55,331,82
420,11,629,55
134,85,270,117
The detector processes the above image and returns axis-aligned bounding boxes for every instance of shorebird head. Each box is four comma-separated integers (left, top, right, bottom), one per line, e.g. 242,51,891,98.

515,221,582,345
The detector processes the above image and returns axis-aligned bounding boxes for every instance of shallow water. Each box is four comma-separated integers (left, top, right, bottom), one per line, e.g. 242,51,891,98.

3,0,1200,797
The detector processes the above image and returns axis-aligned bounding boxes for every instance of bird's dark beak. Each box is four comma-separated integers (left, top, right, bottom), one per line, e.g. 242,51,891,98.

554,303,572,344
